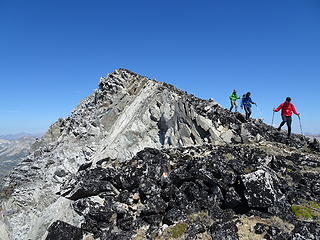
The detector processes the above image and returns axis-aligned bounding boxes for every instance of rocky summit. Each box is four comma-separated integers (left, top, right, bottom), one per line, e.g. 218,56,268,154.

0,69,319,240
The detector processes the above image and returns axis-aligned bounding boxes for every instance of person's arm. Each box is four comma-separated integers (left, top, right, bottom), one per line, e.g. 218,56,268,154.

291,103,299,115
249,97,256,105
229,94,233,100
274,103,283,112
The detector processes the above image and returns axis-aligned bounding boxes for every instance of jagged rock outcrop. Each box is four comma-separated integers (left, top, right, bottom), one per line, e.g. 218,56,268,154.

0,69,319,240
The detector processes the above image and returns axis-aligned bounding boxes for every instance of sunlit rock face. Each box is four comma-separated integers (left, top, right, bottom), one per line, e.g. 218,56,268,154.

0,69,319,240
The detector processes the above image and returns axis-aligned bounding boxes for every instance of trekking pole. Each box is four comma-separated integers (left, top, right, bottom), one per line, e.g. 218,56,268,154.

255,104,263,120
298,115,303,135
272,109,275,127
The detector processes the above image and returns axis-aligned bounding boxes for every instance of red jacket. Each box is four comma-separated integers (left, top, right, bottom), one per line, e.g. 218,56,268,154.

274,102,299,116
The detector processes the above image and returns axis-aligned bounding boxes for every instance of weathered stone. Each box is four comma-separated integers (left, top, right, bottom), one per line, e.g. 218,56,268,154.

163,208,185,225
223,187,242,209
220,129,235,144
291,222,320,240
309,138,320,152
61,168,118,200
179,123,192,138
241,168,282,208
264,226,289,240
254,223,268,234
46,221,82,240
210,220,239,240
54,168,67,177
149,106,161,122
196,115,212,131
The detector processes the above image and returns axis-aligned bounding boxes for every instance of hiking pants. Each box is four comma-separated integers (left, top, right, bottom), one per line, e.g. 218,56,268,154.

278,115,292,136
244,105,251,120
230,100,238,112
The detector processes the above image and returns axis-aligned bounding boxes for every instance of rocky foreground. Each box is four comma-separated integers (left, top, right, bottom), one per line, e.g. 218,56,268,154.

48,142,320,240
0,69,319,240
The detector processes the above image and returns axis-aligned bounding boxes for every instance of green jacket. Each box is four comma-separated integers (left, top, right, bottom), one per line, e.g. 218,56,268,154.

229,92,240,101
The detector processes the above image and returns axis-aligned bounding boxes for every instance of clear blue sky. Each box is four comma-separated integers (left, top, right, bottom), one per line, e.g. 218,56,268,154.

0,0,319,135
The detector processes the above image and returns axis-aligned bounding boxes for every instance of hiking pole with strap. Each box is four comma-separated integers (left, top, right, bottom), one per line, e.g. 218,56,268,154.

298,115,303,135
272,109,275,127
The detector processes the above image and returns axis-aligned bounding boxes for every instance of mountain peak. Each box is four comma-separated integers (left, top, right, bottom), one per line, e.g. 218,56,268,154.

0,69,319,240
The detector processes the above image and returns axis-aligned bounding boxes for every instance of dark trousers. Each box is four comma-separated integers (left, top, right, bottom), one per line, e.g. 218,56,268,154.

244,105,252,120
278,115,292,136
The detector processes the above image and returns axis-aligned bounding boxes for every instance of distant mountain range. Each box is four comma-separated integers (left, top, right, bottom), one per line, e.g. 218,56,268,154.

0,132,42,141
306,133,320,141
0,135,36,188
306,133,320,136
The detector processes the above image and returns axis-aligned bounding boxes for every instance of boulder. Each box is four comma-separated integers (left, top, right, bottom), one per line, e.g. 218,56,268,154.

46,221,82,240
241,168,282,208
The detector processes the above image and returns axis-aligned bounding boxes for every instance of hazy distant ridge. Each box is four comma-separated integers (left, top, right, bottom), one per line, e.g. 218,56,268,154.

0,133,42,141
0,135,36,187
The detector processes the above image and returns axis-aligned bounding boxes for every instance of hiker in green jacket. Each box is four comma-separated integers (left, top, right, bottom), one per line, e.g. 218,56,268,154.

229,89,240,112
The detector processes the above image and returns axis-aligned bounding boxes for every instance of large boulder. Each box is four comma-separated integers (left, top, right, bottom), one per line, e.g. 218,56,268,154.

241,167,283,208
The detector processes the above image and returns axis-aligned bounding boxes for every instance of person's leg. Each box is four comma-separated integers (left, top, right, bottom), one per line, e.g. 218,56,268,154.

235,101,238,112
278,122,285,130
247,106,252,119
230,100,233,111
286,116,292,137
244,106,251,119
278,115,286,130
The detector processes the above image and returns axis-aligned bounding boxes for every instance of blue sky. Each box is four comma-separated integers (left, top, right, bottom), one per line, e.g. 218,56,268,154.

0,0,319,135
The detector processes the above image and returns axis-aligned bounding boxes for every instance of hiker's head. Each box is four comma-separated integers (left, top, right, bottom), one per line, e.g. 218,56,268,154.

286,97,291,102
233,89,236,93
246,92,251,97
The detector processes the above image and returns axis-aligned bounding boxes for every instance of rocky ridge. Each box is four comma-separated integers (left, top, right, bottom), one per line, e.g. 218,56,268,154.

0,69,319,240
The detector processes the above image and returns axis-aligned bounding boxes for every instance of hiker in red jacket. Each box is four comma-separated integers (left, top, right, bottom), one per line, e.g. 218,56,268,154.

274,97,300,138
